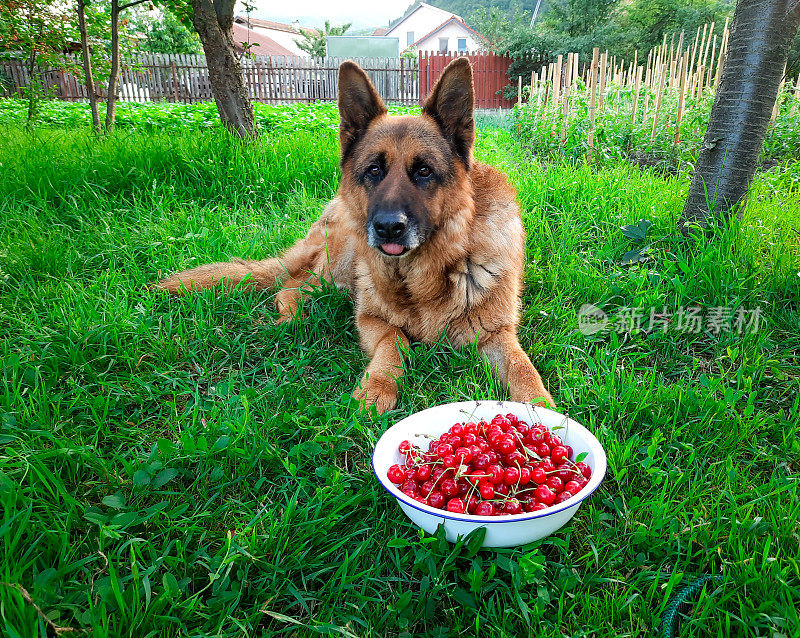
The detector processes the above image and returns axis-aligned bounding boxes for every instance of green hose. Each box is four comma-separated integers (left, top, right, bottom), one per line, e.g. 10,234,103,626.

660,574,724,638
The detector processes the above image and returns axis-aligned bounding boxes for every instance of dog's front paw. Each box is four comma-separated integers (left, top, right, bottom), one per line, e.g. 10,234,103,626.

511,386,556,410
353,373,398,414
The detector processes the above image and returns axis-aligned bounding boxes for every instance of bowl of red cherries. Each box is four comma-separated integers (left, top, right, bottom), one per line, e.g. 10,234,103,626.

372,401,606,548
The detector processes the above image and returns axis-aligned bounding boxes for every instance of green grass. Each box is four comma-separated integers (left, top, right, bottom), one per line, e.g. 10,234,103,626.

1,103,799,637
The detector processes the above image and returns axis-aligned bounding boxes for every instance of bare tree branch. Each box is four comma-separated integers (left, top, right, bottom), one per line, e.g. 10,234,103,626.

119,0,149,8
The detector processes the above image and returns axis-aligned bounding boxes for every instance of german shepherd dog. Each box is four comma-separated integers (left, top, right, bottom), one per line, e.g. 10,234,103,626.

159,57,555,413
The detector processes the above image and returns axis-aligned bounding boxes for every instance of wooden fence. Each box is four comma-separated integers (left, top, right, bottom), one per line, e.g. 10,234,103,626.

419,52,515,109
0,54,422,106
0,52,520,108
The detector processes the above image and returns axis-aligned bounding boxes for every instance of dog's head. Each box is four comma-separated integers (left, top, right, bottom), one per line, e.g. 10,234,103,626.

337,58,475,258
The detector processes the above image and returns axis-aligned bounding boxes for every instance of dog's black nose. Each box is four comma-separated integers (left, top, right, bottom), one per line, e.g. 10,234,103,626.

372,211,408,241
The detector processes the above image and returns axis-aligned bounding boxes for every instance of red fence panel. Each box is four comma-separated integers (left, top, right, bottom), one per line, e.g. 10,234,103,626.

418,52,514,109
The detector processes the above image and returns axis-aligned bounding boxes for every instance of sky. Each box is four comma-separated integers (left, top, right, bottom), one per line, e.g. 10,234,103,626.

237,0,414,30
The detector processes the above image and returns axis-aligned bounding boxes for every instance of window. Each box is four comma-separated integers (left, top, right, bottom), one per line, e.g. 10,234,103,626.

457,38,467,52
407,31,414,46
439,37,448,52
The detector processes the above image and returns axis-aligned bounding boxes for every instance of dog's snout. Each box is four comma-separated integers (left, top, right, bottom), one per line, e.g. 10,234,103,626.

372,211,408,241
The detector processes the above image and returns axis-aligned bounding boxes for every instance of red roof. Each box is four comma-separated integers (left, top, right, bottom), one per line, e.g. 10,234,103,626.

231,22,294,56
372,27,389,36
234,16,318,36
404,16,486,52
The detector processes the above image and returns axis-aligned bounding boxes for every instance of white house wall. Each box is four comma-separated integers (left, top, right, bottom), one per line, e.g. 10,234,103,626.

416,23,482,53
385,4,457,49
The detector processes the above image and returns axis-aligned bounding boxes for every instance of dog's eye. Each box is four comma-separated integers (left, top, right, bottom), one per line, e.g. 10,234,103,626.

416,165,432,179
367,164,382,178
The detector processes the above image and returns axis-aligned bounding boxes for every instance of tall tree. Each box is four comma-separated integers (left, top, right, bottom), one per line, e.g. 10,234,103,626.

106,0,149,130
186,0,256,138
679,0,800,230
76,0,101,131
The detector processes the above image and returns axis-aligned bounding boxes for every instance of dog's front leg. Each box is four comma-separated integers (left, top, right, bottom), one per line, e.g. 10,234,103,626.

480,328,555,408
353,314,409,414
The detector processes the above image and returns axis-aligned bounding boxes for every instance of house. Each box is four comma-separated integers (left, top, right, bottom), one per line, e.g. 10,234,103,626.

230,21,294,57
381,2,485,54
233,16,317,57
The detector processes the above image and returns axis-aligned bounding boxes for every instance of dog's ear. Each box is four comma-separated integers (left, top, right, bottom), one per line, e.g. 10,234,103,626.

422,57,475,168
338,61,387,162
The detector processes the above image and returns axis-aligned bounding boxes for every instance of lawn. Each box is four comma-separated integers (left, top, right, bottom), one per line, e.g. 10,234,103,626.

0,100,799,637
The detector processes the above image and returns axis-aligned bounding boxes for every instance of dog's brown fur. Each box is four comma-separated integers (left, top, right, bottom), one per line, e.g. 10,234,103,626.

159,58,554,413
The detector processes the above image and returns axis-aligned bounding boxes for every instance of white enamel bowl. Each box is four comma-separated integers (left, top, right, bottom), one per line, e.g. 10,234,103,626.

372,400,606,548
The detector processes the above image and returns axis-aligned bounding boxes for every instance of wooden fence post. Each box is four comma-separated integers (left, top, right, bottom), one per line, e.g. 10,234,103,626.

587,47,600,163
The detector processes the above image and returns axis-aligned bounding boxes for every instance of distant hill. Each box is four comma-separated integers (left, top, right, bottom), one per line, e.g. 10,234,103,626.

419,0,545,21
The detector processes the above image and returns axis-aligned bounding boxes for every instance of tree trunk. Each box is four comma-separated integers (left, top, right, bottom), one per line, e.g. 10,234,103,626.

105,0,121,131
679,0,800,231
189,0,257,139
76,0,101,132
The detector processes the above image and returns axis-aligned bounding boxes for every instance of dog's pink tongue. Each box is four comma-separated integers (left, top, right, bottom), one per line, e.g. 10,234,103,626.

382,243,404,256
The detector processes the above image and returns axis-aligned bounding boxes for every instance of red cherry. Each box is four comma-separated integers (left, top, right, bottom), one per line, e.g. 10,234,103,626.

551,446,569,464
401,480,417,493
576,462,592,479
387,464,406,484
556,469,574,482
446,498,466,513
441,479,459,497
503,498,522,514
454,446,473,463
486,451,499,464
442,454,458,469
529,427,546,442
473,453,491,470
462,433,478,446
466,494,480,513
564,480,582,494
529,502,548,512
550,434,564,447
437,443,453,458
555,490,574,504
519,467,531,485
428,491,445,508
540,458,555,472
534,485,556,505
495,482,510,496
475,501,495,516
450,423,464,437
479,481,495,500
487,465,504,485
497,437,516,455
457,481,469,496
531,467,547,484
415,464,432,481
464,422,478,435
564,445,573,459
537,443,551,457
505,451,526,467
547,476,564,492
504,466,520,485
398,440,411,454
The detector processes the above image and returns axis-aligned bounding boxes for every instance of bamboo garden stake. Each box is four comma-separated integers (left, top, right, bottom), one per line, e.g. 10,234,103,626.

587,47,600,162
